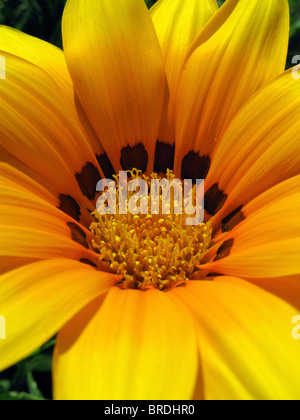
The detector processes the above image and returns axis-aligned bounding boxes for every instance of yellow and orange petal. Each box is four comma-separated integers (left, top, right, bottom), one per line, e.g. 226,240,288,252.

202,176,300,278
0,177,98,264
0,259,120,372
150,0,218,150
174,0,289,178
171,278,300,400
62,0,168,174
53,287,198,400
206,68,300,222
0,0,299,403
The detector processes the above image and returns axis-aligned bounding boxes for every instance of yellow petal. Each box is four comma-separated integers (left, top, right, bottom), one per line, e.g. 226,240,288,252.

174,0,289,178
0,162,57,208
0,257,39,275
202,176,300,278
0,259,118,371
0,161,93,227
62,0,168,173
0,26,69,90
53,286,198,400
202,239,300,278
206,68,300,219
0,181,97,262
244,274,300,312
210,175,300,251
213,175,300,237
171,277,300,400
150,0,217,167
0,26,109,173
0,52,105,207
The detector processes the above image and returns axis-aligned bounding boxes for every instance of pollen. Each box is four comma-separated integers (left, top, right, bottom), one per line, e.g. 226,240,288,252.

90,170,212,291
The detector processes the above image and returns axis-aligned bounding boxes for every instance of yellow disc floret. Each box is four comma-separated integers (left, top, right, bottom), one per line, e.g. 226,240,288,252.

90,170,212,291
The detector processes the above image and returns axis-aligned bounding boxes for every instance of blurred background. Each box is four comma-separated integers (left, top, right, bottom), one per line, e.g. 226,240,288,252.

0,0,299,401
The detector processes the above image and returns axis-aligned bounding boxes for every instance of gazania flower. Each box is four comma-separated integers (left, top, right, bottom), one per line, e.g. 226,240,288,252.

0,0,300,400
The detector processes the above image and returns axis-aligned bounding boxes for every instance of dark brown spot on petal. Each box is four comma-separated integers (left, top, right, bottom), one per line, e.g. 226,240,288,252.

67,222,89,249
75,162,101,200
96,153,115,179
80,258,97,268
120,143,148,172
181,152,211,183
58,194,81,222
154,141,175,173
222,206,246,232
205,183,228,215
214,238,234,262
206,272,224,277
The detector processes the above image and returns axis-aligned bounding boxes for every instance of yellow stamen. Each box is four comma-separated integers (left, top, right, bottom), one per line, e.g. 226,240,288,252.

90,170,212,291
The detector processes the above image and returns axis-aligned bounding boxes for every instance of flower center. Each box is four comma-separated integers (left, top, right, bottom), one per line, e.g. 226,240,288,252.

90,170,212,291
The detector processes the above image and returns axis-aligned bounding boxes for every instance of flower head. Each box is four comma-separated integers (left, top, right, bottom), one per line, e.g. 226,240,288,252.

0,0,299,400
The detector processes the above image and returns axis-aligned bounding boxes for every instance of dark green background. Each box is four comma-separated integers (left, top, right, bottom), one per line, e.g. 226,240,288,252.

0,0,299,401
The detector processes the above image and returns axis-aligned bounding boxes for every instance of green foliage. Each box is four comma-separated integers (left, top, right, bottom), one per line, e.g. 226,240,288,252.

0,0,300,401
145,0,157,7
0,0,66,47
289,0,300,64
0,339,55,400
